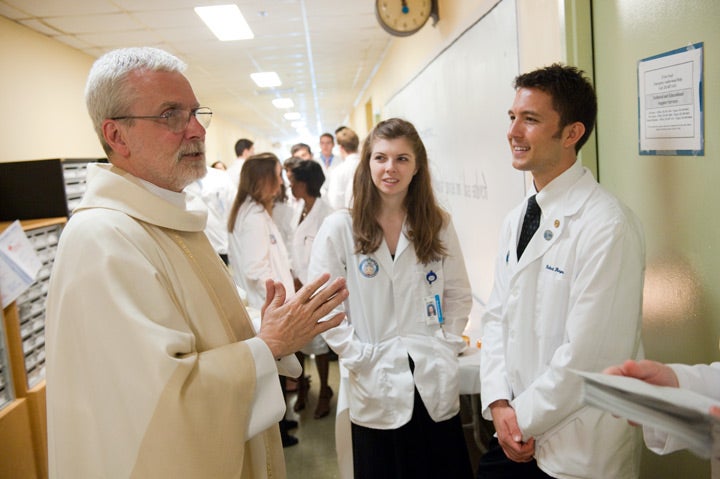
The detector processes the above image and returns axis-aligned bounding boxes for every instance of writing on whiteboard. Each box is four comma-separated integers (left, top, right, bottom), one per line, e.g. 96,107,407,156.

436,170,488,200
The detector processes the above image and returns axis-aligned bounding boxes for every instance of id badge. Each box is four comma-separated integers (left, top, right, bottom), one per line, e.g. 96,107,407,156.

423,294,443,326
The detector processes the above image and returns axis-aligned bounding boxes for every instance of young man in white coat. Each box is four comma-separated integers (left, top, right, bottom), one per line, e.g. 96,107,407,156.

478,64,646,478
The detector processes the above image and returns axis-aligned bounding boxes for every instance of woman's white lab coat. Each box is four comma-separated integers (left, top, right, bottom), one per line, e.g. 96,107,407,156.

309,210,471,429
291,197,334,355
291,197,334,285
228,198,294,309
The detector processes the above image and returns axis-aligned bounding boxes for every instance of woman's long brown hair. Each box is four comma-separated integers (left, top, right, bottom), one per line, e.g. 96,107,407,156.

351,118,447,264
227,152,280,231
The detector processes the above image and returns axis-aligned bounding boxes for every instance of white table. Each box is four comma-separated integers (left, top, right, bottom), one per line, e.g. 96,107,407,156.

459,347,496,455
459,347,482,395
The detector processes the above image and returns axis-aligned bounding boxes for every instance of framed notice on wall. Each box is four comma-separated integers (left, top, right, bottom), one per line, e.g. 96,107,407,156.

638,42,704,156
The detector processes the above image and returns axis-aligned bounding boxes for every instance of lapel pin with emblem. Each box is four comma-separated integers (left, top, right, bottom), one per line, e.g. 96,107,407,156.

544,230,553,241
359,257,379,278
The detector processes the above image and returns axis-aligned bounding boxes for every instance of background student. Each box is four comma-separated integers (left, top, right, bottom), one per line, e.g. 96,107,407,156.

227,152,302,447
227,153,294,310
289,159,336,419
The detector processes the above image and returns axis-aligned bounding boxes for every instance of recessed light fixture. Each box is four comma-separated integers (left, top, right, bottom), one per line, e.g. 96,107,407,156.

194,5,254,41
272,98,294,109
251,72,282,88
283,112,301,121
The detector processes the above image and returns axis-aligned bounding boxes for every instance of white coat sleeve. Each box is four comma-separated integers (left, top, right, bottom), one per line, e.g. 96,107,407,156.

326,164,347,210
480,217,514,418
513,214,645,438
234,208,274,296
308,214,375,372
440,219,472,352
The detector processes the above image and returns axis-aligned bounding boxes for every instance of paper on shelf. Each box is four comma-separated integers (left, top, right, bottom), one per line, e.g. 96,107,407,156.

0,220,42,309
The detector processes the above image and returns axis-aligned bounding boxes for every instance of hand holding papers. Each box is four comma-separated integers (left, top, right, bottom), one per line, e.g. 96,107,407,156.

576,369,720,459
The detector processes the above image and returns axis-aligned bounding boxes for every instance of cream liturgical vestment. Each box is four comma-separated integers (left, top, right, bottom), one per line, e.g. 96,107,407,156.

45,164,287,478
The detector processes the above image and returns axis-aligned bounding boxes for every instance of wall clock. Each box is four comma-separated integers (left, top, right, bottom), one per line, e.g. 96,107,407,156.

375,0,439,37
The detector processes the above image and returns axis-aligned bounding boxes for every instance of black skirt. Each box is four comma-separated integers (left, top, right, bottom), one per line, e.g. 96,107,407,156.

351,377,473,479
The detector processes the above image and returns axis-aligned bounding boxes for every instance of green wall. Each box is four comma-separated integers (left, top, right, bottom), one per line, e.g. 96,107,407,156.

592,1,720,477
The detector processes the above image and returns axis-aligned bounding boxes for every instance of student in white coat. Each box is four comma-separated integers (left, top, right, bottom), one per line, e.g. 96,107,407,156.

227,153,294,310
228,153,295,310
227,152,300,447
478,64,646,479
289,160,335,418
309,118,474,479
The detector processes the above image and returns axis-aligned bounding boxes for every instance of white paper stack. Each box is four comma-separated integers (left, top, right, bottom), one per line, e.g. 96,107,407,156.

576,369,719,458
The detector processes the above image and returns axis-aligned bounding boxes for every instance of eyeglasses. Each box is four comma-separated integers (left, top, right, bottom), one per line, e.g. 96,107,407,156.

111,107,212,132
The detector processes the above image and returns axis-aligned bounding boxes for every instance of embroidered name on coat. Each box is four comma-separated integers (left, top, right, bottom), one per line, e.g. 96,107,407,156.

545,264,565,275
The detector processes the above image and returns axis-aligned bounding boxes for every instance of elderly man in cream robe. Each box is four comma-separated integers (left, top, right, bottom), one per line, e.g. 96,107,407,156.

45,47,348,479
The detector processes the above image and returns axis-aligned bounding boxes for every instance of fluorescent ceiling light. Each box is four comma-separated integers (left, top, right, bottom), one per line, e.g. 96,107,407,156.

272,98,294,109
291,120,306,128
195,5,254,41
251,72,282,88
284,112,301,121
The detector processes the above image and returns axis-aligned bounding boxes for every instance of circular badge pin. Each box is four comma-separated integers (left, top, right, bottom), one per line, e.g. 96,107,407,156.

426,270,438,285
554,219,560,228
269,234,277,245
359,257,379,278
543,230,553,241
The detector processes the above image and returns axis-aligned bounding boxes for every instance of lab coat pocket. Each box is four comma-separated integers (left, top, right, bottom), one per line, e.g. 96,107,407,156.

535,408,610,478
431,339,460,412
347,357,396,425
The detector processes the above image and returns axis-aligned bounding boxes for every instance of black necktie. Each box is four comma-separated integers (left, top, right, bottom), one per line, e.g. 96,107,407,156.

517,194,541,259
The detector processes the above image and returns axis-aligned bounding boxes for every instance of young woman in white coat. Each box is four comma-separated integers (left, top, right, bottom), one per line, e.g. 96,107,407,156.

227,153,294,309
227,153,299,447
309,118,474,478
289,160,335,418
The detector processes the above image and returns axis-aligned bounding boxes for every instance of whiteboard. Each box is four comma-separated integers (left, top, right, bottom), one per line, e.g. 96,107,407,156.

384,0,526,326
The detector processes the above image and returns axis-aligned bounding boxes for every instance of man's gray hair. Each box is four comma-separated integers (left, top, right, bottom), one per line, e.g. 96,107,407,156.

85,47,186,154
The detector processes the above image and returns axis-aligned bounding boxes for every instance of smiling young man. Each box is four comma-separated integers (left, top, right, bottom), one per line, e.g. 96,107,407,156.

45,47,348,479
477,64,646,479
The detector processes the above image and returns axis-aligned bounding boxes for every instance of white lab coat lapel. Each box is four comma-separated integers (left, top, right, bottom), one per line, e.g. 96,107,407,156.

513,170,597,274
374,217,411,274
514,212,557,270
374,241,394,275
394,219,411,260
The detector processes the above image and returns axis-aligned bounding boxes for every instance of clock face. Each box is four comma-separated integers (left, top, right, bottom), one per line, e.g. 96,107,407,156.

376,0,432,37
